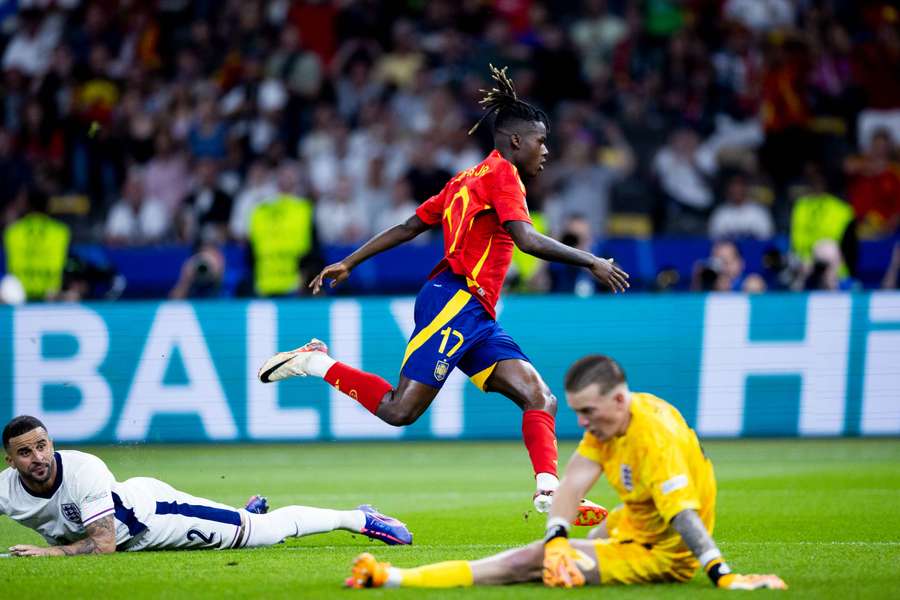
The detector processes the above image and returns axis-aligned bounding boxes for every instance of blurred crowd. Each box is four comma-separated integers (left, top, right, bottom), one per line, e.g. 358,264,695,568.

1,0,899,302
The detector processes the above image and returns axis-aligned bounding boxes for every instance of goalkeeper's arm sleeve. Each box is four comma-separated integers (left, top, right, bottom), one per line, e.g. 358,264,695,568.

671,509,732,586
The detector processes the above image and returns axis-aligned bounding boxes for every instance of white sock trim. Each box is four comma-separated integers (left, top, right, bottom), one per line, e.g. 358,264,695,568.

345,509,366,532
306,352,336,378
699,548,722,566
536,472,560,491
385,567,403,588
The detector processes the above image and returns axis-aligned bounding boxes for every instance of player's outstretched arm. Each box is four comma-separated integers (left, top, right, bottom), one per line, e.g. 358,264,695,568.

9,514,116,557
504,221,629,293
309,215,432,294
542,453,603,588
671,509,787,590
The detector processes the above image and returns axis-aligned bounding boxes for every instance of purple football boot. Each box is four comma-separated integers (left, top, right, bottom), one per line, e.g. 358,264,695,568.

357,504,412,545
244,495,269,514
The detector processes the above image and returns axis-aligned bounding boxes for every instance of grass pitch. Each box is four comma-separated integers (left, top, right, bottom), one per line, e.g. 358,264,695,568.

2,439,899,599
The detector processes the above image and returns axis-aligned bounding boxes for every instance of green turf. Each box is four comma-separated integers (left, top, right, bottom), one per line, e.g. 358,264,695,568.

2,439,899,599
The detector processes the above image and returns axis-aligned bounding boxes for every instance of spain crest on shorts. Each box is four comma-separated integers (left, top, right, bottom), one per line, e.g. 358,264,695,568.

61,503,83,524
434,359,450,381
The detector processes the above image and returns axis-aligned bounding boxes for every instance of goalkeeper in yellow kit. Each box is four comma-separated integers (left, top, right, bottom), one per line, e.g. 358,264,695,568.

346,354,786,591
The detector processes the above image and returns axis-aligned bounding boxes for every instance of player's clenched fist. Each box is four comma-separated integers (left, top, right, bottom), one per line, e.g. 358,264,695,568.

542,537,585,588
718,573,788,590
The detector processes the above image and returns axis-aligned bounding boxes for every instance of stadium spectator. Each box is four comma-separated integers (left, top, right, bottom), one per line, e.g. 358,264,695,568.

708,172,774,240
692,240,765,293
809,23,855,121
545,120,633,240
178,158,233,243
569,0,627,82
306,118,366,197
854,16,900,147
404,136,452,204
548,215,596,296
843,128,900,237
653,127,716,235
170,229,226,300
712,23,763,121
17,99,64,170
187,95,228,160
803,239,855,291
790,162,856,277
143,131,191,222
266,26,323,102
3,188,70,301
104,169,168,245
0,127,31,208
371,176,419,239
374,19,425,91
247,162,315,297
723,0,795,33
332,40,383,123
1,9,58,77
759,35,816,193
315,175,369,245
229,159,277,241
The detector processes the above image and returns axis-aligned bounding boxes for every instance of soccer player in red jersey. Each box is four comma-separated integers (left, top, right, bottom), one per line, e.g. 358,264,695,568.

258,65,629,515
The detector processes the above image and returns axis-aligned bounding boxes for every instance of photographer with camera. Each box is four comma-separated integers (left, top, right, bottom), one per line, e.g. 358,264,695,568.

691,240,766,293
169,227,226,299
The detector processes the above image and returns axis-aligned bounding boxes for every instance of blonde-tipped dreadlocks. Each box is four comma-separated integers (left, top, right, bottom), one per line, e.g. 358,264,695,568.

468,64,549,136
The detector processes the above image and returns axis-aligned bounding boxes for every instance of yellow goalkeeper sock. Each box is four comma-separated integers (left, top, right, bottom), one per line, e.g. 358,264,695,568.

396,561,474,588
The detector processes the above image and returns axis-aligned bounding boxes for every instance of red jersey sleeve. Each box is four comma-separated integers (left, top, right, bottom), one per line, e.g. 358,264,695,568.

415,189,446,226
490,161,531,225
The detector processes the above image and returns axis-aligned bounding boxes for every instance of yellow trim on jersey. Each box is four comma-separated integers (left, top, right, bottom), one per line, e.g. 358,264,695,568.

469,362,497,391
447,187,471,253
400,289,471,369
471,235,494,279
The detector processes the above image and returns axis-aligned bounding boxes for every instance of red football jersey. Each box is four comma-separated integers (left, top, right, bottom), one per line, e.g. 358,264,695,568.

415,150,531,318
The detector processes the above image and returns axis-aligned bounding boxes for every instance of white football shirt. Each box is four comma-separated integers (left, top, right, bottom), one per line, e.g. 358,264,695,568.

0,450,126,546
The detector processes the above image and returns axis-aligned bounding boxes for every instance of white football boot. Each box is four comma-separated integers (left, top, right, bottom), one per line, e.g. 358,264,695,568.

257,338,330,383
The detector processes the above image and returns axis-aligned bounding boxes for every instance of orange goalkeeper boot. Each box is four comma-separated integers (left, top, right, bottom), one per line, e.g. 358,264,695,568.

345,553,391,589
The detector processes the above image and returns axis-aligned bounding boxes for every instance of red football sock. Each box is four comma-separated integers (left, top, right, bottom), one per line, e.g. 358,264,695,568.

323,362,393,414
522,410,559,478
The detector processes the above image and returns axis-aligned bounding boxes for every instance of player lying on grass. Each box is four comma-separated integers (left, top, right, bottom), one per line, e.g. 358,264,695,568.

346,355,786,591
1,416,411,556
258,65,629,520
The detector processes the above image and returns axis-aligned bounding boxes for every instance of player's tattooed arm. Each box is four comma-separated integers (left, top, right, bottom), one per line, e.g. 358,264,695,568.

58,514,117,555
671,509,719,561
9,514,116,556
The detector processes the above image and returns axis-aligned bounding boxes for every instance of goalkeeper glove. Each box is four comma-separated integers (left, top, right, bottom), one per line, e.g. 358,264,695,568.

541,519,585,588
706,558,787,590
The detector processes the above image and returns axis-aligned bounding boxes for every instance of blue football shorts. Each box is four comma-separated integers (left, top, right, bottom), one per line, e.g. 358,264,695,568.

400,270,530,390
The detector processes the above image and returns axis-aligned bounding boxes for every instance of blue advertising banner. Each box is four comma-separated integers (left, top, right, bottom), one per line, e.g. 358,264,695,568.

1,292,898,442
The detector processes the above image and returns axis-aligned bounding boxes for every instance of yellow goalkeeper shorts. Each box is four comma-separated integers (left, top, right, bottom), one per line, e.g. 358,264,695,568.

593,509,698,584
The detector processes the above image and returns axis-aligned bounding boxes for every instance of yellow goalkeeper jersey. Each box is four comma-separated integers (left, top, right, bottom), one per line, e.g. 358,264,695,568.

576,392,716,550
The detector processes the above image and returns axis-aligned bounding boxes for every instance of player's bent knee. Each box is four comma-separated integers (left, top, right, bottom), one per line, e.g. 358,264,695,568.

382,410,420,427
377,403,423,427
522,390,557,415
